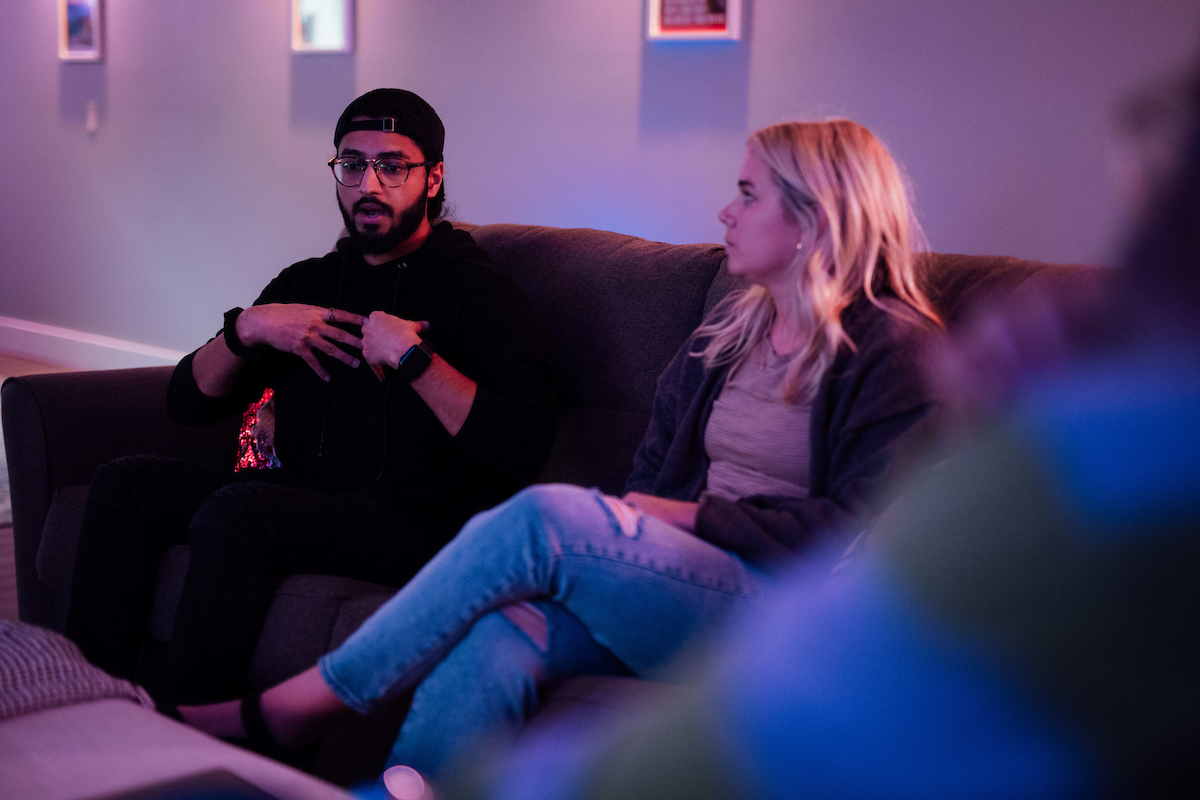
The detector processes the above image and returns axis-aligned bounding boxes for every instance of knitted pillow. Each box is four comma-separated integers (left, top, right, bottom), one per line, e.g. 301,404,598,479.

0,620,154,721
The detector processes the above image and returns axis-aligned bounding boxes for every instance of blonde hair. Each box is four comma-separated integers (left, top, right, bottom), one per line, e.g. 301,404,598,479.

694,119,942,401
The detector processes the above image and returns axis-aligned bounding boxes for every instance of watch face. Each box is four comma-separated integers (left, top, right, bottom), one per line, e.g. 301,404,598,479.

400,341,433,380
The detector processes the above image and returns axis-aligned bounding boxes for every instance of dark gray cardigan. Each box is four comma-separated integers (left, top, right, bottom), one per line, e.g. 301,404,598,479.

624,295,940,572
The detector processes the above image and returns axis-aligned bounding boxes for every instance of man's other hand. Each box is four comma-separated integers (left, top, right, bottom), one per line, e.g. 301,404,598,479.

361,311,430,382
238,304,366,382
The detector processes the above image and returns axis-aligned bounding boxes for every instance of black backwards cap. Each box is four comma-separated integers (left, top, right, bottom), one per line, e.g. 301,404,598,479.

334,88,445,162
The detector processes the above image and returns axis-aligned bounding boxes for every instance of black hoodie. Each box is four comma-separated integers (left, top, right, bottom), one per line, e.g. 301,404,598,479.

168,222,556,530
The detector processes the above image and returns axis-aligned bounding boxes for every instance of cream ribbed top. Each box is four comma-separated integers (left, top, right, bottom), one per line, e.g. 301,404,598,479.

703,339,811,501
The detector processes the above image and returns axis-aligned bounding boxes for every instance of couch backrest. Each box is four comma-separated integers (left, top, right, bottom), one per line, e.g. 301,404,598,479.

468,223,729,411
467,223,730,493
464,222,1104,494
920,253,1104,326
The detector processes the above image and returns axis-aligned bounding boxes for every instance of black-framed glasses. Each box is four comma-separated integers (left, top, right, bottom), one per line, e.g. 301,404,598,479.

327,157,435,188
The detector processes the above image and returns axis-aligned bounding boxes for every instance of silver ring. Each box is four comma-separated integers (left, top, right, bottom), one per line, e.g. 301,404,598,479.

327,308,335,324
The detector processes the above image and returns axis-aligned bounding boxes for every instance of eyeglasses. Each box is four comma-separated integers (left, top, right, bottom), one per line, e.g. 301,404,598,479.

327,157,435,188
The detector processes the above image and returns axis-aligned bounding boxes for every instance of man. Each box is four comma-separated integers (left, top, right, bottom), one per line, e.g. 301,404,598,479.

64,89,556,704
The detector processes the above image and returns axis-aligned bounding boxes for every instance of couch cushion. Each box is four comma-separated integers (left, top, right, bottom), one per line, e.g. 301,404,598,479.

468,224,729,414
247,574,395,690
703,262,746,318
328,593,393,652
35,485,89,596
536,407,651,495
920,253,1101,326
0,620,153,722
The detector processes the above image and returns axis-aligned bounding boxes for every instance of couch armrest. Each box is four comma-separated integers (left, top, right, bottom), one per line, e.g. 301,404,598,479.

1,366,240,628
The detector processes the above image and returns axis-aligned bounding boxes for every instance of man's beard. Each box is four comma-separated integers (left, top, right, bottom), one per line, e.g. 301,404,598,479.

338,191,428,256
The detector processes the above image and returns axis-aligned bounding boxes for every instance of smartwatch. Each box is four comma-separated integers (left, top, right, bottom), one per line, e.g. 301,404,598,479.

397,340,435,381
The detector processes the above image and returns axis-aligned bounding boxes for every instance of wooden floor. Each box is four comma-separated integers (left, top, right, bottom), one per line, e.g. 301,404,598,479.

0,352,73,621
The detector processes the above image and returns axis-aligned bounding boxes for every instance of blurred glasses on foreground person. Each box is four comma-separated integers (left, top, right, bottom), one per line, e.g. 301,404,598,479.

176,118,946,792
456,71,1200,800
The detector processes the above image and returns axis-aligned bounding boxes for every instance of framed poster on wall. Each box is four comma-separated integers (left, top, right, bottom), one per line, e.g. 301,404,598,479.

58,0,103,61
292,0,354,53
647,0,741,41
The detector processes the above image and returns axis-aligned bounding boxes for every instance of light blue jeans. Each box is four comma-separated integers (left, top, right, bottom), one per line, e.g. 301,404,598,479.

318,484,765,779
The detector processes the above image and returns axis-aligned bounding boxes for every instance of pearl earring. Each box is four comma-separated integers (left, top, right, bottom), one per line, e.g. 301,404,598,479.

796,242,804,251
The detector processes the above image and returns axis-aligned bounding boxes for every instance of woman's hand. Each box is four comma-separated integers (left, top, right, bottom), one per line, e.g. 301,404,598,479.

361,311,431,382
621,492,699,532
237,304,366,382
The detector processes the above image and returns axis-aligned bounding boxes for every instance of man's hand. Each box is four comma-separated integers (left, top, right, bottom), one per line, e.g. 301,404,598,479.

238,304,367,382
621,492,699,532
359,311,477,435
361,311,430,382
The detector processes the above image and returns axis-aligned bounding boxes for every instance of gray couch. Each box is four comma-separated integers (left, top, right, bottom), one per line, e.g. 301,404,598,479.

1,222,1094,784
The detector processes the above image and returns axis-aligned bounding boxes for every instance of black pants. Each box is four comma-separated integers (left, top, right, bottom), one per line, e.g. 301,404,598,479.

64,455,452,704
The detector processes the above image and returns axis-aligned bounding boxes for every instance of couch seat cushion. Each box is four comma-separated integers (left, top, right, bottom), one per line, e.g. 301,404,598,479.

247,575,395,690
35,485,89,596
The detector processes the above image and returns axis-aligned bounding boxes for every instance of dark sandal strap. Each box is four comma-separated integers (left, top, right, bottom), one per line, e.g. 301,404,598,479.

240,691,287,760
239,691,321,765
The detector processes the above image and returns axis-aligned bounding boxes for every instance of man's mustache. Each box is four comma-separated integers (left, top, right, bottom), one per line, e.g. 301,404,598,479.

353,198,393,215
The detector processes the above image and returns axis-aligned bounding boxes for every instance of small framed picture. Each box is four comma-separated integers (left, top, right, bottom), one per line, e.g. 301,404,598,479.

58,0,103,62
647,0,741,41
292,0,354,54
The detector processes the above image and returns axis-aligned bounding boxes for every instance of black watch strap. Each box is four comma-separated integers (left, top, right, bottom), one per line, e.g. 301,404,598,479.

397,340,435,381
222,307,263,360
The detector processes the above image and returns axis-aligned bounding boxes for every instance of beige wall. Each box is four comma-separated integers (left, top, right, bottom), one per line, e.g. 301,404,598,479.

1,0,1198,360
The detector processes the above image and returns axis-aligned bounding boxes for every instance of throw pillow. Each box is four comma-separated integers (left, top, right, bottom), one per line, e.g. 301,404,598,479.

0,620,154,721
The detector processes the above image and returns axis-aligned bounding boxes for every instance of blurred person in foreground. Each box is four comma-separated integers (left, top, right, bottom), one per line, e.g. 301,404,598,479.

455,72,1200,800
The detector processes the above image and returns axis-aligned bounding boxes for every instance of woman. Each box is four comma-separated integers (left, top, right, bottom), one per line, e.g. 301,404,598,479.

477,72,1200,800
178,118,944,781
